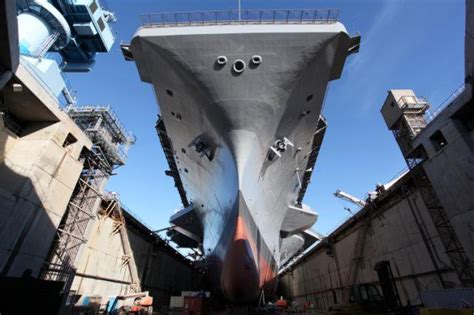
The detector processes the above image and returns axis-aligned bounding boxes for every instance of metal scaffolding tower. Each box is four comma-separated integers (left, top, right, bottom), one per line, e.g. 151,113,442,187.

42,105,135,290
43,150,109,282
100,193,141,292
65,105,136,167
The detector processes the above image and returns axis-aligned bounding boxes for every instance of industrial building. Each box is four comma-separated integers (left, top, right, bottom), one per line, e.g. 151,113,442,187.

0,0,473,314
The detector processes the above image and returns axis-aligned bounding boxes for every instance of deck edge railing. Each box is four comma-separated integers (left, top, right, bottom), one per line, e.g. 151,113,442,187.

140,9,339,28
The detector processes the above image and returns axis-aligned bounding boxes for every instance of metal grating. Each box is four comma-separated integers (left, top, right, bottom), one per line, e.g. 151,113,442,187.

155,115,189,207
296,115,327,205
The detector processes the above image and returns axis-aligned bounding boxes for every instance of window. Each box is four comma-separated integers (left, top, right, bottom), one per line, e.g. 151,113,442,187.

63,133,77,148
429,130,448,152
406,144,427,167
360,286,368,301
89,0,98,14
452,101,474,132
368,285,383,302
97,17,106,31
78,146,89,162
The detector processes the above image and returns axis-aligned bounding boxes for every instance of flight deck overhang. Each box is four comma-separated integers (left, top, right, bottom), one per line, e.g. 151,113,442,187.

135,22,349,37
128,23,358,86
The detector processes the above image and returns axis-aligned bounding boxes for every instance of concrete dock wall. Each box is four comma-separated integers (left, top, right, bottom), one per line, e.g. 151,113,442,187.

69,203,200,310
0,65,91,278
70,213,137,302
279,174,460,310
125,212,201,308
411,86,474,264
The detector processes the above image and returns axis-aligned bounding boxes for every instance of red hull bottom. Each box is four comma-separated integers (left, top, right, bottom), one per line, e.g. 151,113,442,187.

220,215,277,303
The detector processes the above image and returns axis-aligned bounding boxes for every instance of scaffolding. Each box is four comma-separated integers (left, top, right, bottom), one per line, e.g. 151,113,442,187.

100,193,141,292
42,105,135,296
64,105,136,167
390,95,429,158
44,150,109,280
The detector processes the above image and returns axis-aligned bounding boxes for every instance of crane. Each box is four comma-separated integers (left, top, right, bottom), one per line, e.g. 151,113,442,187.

333,189,373,303
334,189,366,207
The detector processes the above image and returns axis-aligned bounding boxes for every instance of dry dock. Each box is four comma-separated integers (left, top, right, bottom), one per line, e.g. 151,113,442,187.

0,0,473,314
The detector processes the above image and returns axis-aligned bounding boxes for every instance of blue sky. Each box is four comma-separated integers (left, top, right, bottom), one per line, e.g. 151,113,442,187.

67,0,465,235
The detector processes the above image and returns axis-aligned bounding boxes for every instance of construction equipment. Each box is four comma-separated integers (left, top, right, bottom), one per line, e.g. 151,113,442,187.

334,189,367,208
329,284,386,315
275,297,289,309
105,292,153,314
328,261,402,314
333,189,374,305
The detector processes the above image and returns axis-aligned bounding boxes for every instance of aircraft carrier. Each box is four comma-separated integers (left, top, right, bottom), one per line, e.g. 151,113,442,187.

122,10,360,302
1,1,473,313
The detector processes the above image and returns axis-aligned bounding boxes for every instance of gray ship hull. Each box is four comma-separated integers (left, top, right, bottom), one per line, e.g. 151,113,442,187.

127,22,357,302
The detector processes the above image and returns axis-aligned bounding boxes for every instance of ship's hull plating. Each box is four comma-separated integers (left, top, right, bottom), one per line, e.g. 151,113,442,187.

130,24,354,302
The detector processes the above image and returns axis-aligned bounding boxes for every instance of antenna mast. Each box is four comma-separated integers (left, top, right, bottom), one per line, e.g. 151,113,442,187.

238,0,241,20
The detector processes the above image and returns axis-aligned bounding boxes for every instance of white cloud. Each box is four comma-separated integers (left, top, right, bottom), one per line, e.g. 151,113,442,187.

346,1,401,73
344,1,406,111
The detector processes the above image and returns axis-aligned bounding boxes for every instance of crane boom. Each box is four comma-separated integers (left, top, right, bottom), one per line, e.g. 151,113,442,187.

334,189,366,207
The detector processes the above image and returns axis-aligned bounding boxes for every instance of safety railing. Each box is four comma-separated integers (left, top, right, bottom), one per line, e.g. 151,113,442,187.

140,9,339,28
19,57,62,105
426,82,466,124
20,56,77,107
398,95,430,109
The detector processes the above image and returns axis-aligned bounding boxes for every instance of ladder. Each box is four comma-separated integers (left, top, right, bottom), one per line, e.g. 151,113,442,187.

32,31,60,58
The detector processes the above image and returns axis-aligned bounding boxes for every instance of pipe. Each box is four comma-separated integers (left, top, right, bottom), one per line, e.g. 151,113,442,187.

47,267,133,285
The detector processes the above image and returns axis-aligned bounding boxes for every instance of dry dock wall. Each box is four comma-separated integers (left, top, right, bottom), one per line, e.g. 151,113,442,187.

0,65,92,278
70,201,200,310
279,173,459,310
124,211,201,308
0,63,199,311
279,85,474,310
410,86,474,264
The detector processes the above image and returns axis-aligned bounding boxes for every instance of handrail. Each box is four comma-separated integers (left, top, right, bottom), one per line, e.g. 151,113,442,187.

140,9,339,28
394,83,467,126
20,56,76,107
19,57,61,106
426,83,466,124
